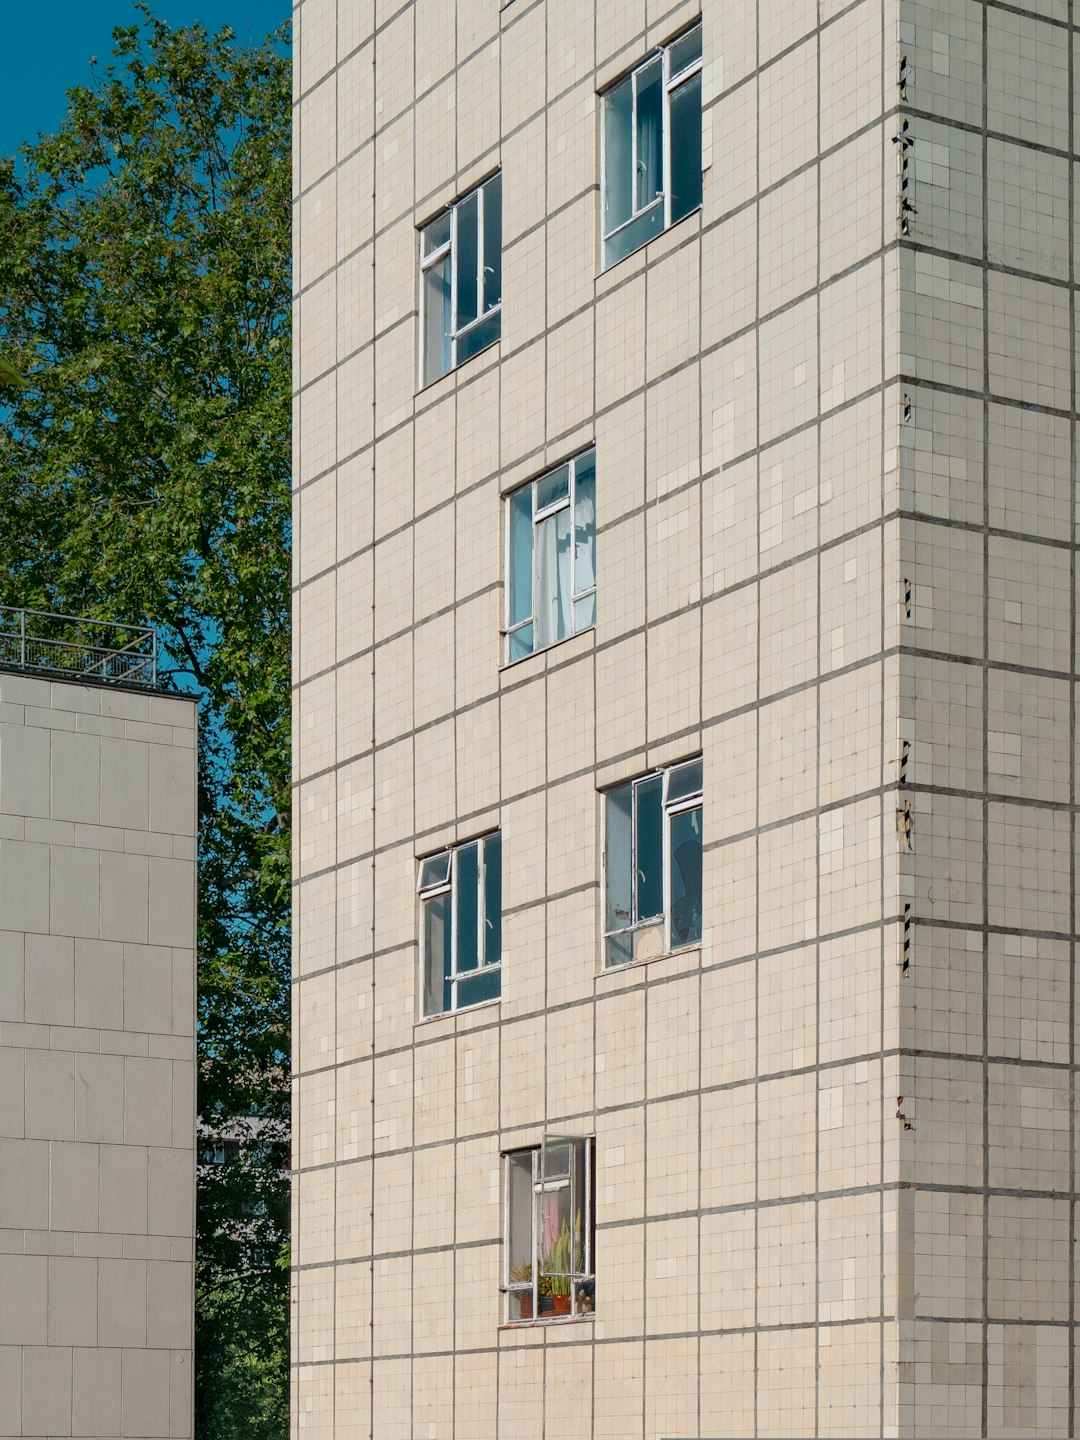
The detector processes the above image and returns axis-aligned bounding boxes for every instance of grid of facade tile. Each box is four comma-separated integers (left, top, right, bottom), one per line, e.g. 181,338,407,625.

292,0,1080,1435
0,674,197,1440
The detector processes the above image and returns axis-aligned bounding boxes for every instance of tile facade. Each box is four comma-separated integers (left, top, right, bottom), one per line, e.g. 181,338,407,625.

0,672,197,1440
292,0,1079,1434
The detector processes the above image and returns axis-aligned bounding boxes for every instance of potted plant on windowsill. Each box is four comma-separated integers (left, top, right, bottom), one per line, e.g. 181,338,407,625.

508,1260,534,1320
542,1221,573,1316
537,1270,555,1316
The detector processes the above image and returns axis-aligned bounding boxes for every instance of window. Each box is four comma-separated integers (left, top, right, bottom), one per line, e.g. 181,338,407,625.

198,1140,239,1166
601,22,702,268
420,173,502,386
604,757,703,967
505,449,596,662
504,1138,594,1323
418,833,502,1016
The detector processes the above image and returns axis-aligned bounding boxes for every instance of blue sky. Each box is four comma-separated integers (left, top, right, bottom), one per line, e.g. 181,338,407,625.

1,1,289,159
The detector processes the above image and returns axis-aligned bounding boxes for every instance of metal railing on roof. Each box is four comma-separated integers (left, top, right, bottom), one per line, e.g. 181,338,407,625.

0,606,157,689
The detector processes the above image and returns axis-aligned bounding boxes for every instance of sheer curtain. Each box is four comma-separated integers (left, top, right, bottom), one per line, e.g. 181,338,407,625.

536,510,572,648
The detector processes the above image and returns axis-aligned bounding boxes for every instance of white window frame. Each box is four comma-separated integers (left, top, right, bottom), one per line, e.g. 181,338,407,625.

419,172,502,387
503,448,597,664
417,832,502,1017
502,1136,594,1324
600,22,702,268
602,757,703,967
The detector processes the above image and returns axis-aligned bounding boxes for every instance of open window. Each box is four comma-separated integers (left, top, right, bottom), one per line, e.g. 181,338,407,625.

420,172,502,386
601,22,702,268
504,1137,594,1322
505,449,596,662
603,757,703,967
418,833,502,1016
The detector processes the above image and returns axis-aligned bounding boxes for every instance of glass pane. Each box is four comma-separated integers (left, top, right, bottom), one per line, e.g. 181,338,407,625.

421,210,451,257
669,804,703,946
635,57,663,213
507,1151,533,1276
422,254,452,385
669,24,702,77
572,455,596,597
667,757,703,804
570,1141,586,1274
535,510,572,650
635,775,664,920
669,72,702,223
606,931,633,968
536,464,570,513
455,191,479,331
508,623,534,661
605,783,633,932
456,309,500,364
603,74,633,236
483,832,502,966
419,850,451,891
457,966,500,1008
539,1185,572,1284
423,890,451,1015
539,1137,574,1307
509,485,534,627
603,200,664,267
573,593,596,631
544,1142,571,1180
455,843,480,973
483,173,502,313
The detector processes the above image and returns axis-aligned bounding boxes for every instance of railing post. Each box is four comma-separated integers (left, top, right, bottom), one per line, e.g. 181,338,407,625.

19,609,25,671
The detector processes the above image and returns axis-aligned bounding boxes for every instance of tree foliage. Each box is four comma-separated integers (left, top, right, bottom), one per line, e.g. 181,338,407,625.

0,11,291,1437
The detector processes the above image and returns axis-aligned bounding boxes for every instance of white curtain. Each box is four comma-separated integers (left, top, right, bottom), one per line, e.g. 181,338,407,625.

536,510,572,648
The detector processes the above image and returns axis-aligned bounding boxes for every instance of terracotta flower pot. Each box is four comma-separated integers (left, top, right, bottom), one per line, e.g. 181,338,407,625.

517,1295,534,1321
552,1294,571,1315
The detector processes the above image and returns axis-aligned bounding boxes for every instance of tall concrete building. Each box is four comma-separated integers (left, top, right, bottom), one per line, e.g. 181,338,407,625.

0,614,197,1440
292,0,1079,1434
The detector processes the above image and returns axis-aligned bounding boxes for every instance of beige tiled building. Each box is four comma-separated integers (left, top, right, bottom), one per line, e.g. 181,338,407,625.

292,0,1079,1434
0,624,197,1440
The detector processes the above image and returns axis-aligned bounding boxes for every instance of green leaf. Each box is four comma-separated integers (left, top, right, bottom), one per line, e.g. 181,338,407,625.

0,356,26,388
0,12,291,1438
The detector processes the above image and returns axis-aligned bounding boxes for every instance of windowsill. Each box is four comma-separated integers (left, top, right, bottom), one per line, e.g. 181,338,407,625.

500,624,596,675
499,1314,596,1331
416,335,500,396
597,944,701,979
415,996,501,1029
599,202,702,276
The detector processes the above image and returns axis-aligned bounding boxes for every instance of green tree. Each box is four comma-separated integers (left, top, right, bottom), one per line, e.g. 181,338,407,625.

0,356,25,388
0,10,291,1437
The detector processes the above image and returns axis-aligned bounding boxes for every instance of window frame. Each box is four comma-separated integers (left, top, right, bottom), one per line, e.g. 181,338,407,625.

503,1136,595,1324
503,448,597,664
417,831,502,1017
419,172,502,388
602,757,703,967
599,21,703,268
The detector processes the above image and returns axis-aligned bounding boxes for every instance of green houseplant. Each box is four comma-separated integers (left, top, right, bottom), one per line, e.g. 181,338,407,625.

542,1222,573,1315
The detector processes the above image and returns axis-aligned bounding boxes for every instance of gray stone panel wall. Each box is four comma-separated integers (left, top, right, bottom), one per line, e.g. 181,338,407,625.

0,672,196,1440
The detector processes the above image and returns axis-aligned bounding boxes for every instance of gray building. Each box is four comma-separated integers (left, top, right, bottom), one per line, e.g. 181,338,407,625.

292,0,1080,1434
0,612,197,1440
